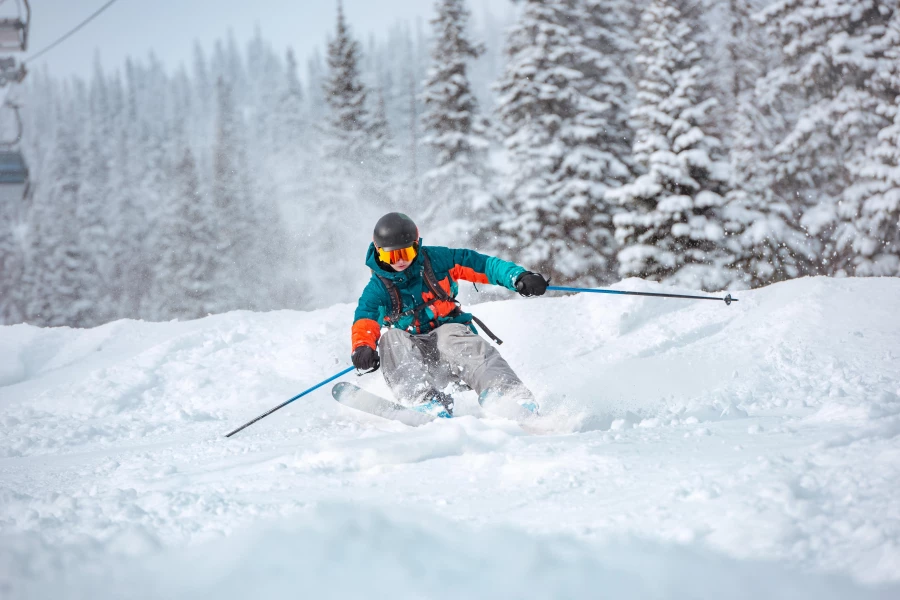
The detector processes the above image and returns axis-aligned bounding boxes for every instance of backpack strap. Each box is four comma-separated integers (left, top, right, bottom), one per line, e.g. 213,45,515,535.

375,273,402,324
420,250,454,304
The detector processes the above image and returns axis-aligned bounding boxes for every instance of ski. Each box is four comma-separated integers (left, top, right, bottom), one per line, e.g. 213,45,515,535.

332,382,541,428
332,382,439,426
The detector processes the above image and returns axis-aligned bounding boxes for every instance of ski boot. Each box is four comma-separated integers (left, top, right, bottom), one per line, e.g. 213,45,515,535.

479,387,539,419
411,390,455,419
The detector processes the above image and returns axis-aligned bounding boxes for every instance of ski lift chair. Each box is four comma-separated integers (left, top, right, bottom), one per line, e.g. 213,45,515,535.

0,149,28,205
0,0,30,52
0,57,25,86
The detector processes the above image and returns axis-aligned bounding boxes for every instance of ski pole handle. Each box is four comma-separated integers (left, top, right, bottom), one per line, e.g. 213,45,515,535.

225,366,354,438
547,286,737,305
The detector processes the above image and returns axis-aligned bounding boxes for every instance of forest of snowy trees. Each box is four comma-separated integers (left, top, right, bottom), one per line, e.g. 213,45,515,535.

1,0,898,327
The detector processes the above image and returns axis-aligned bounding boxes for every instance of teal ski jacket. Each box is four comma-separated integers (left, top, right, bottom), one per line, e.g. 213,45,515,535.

351,241,526,350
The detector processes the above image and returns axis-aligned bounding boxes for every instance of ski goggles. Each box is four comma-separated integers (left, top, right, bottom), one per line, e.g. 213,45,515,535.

377,244,418,264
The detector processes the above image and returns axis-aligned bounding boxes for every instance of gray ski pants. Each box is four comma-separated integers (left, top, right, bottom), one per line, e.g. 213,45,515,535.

379,323,533,405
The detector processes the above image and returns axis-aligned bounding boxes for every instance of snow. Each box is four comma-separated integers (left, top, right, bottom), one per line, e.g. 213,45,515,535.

2,277,900,598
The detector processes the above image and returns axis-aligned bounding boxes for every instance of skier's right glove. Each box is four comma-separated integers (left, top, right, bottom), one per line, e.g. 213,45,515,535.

351,345,380,372
516,271,549,297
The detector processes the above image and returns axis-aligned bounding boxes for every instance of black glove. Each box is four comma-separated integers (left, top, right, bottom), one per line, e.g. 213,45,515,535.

351,345,380,372
516,271,549,297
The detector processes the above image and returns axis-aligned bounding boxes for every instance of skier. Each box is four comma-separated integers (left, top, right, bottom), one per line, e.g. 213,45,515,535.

350,212,549,418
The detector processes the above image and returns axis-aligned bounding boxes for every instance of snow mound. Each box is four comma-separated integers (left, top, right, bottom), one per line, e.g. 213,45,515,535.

5,504,895,600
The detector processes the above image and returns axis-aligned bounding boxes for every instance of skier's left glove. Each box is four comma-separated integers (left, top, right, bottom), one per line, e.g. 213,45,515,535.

516,271,549,297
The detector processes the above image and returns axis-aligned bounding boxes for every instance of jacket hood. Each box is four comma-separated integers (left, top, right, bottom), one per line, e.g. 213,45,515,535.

364,239,425,284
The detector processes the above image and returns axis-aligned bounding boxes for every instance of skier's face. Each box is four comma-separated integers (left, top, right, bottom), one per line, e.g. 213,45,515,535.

392,258,413,271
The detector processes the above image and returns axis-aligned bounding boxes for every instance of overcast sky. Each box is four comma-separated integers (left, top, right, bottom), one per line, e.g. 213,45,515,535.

17,0,514,80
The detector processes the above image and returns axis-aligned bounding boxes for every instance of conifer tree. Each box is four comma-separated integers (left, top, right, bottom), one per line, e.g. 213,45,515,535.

366,87,402,207
306,49,327,122
421,0,492,246
722,99,817,287
270,48,313,219
718,0,816,287
0,204,23,324
839,29,900,276
609,0,734,290
758,0,898,275
25,106,96,326
839,95,900,276
134,126,174,319
76,58,117,324
274,49,307,158
323,1,371,165
492,0,635,284
106,117,144,319
108,59,157,319
150,141,220,319
312,1,384,308
211,76,262,312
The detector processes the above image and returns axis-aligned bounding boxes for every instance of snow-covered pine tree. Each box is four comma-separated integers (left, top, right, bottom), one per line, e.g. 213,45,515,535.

75,57,116,325
106,76,145,320
368,21,429,211
134,110,176,318
0,198,24,324
722,98,818,287
270,48,312,218
839,22,900,276
210,76,263,312
840,96,900,276
272,49,306,160
366,87,403,208
421,0,492,246
320,0,391,209
404,25,424,200
308,1,384,308
191,43,215,167
107,59,157,319
717,0,816,287
25,99,97,326
261,48,311,310
323,1,371,167
306,49,327,123
355,25,403,209
149,138,220,320
246,27,284,155
491,0,635,284
609,0,734,290
757,0,898,275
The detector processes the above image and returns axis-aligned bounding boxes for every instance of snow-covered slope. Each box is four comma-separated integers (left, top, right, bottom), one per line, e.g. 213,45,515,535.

1,277,899,598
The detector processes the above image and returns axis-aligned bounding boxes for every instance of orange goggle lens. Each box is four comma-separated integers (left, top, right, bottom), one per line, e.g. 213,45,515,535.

377,245,417,264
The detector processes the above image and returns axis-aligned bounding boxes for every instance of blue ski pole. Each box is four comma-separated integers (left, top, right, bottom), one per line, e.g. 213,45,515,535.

547,286,737,305
225,366,354,438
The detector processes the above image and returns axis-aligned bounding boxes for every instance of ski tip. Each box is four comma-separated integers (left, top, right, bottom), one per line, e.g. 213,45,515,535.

332,381,353,399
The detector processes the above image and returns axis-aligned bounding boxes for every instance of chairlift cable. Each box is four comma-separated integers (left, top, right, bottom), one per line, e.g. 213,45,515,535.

23,0,120,64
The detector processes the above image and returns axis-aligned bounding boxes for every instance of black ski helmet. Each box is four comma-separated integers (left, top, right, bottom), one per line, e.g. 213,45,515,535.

373,212,419,250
